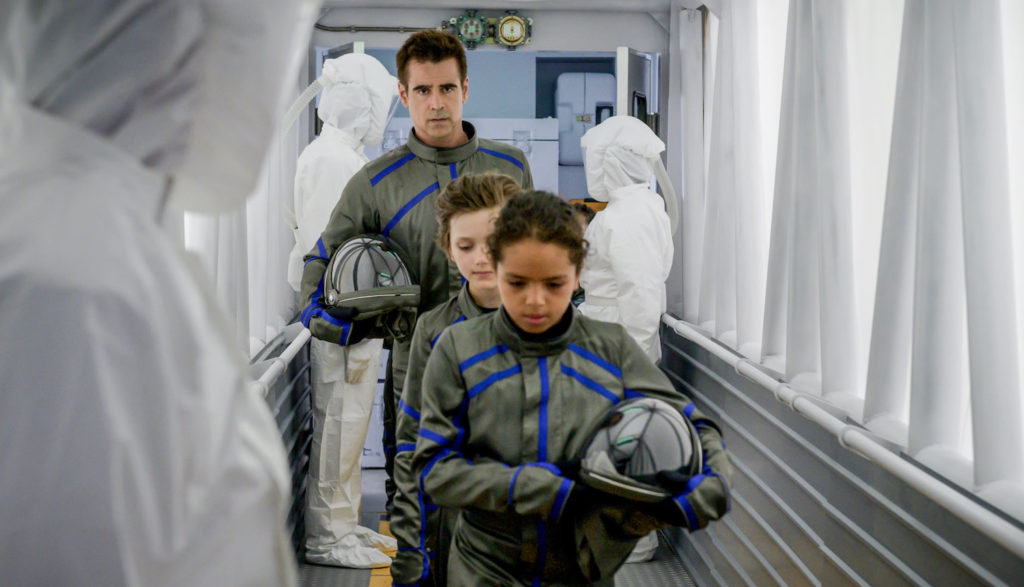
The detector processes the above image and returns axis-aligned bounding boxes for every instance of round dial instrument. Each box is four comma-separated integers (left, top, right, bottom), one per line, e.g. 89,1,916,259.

497,15,527,46
456,14,487,45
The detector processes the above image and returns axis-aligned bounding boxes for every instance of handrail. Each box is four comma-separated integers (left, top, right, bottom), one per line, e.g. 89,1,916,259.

249,323,312,398
662,313,1024,560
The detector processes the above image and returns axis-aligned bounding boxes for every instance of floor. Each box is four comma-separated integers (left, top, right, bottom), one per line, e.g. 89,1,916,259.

297,468,696,587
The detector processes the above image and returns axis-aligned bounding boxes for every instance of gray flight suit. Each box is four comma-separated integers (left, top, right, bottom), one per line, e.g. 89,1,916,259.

413,308,733,585
300,122,533,510
392,284,490,586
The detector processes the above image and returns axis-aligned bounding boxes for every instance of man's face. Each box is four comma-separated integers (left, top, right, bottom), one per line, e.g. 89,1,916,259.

399,57,468,149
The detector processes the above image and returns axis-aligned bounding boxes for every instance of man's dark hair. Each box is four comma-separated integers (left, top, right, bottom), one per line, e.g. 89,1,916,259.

396,29,467,87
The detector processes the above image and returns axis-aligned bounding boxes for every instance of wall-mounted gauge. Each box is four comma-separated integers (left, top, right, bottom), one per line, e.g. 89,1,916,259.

453,10,488,49
496,13,531,50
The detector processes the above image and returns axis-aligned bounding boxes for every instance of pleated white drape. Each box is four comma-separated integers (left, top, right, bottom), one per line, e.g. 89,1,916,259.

184,209,251,350
668,3,705,324
862,0,1023,514
697,0,769,358
763,0,862,411
246,122,306,354
672,0,1024,518
183,80,310,356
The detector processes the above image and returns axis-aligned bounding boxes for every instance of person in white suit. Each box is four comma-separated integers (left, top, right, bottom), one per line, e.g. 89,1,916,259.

578,116,675,363
579,115,676,562
0,0,319,584
286,53,400,568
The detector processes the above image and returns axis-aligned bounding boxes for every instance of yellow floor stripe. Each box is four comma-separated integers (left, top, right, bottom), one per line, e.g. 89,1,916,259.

370,518,394,586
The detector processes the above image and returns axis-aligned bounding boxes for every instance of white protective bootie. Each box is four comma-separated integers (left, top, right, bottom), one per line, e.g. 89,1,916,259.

305,533,393,568
351,524,397,550
625,530,659,563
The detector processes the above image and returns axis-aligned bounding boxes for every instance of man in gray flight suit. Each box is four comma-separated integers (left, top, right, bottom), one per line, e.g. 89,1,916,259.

300,29,533,520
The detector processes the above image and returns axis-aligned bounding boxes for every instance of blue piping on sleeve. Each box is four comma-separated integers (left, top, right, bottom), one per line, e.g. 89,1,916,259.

371,152,415,185
550,478,572,522
418,427,448,447
459,344,510,371
508,465,525,506
430,315,466,349
299,274,325,327
383,182,438,238
676,495,699,530
467,364,522,399
478,147,524,170
560,364,619,403
529,462,561,476
399,399,421,421
418,448,454,581
507,463,562,507
569,344,623,378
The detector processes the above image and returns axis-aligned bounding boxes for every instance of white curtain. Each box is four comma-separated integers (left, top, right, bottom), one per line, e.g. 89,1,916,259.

696,0,769,357
862,0,1023,515
184,209,251,350
762,0,861,411
246,119,306,355
668,4,705,323
184,77,310,356
671,0,1024,518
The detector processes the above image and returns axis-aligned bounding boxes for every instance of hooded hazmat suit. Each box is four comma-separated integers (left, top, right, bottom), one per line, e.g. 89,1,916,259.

579,116,674,363
578,115,675,562
0,1,318,584
286,54,400,568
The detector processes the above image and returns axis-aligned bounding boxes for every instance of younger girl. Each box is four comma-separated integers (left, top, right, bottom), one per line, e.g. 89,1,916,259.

391,173,524,586
413,191,733,585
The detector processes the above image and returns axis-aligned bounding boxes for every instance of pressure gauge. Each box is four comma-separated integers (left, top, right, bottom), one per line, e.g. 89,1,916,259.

497,15,526,46
455,11,488,48
496,14,530,49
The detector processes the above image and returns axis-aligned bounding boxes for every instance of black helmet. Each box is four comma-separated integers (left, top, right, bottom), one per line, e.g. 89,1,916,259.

320,234,420,342
578,397,702,503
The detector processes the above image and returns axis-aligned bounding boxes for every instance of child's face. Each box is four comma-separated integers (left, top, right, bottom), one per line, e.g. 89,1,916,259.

497,237,580,333
447,205,501,294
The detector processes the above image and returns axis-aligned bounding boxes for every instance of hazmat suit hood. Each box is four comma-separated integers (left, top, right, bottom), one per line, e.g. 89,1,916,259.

580,115,679,235
317,54,399,147
580,115,665,201
0,0,319,214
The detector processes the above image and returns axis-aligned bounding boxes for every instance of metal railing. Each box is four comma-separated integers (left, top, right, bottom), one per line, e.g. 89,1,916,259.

663,313,1024,560
249,322,314,555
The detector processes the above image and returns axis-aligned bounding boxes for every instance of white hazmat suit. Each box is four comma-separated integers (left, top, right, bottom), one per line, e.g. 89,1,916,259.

579,116,675,561
286,54,399,568
579,116,675,363
0,1,318,584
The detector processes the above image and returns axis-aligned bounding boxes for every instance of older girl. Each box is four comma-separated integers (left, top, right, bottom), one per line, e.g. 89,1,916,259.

413,191,732,585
